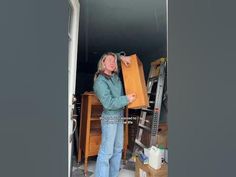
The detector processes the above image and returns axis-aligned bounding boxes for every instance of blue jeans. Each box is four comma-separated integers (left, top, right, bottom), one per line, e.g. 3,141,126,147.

95,116,124,177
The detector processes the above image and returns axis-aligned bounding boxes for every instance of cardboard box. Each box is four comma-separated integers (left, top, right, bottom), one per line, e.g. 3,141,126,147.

148,58,165,78
157,129,168,149
135,157,168,177
121,54,149,109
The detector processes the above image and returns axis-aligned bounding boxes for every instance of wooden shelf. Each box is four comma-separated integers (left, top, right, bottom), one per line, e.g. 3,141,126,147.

90,117,101,121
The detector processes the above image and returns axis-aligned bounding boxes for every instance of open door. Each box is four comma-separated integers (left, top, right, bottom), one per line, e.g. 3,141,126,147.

68,0,80,176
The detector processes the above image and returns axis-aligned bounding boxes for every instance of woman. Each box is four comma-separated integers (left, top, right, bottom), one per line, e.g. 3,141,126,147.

93,52,136,177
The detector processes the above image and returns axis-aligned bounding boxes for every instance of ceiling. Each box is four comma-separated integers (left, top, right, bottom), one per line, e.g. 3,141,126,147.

77,0,167,74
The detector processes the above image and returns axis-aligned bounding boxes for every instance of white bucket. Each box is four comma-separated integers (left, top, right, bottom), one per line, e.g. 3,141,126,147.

148,146,162,170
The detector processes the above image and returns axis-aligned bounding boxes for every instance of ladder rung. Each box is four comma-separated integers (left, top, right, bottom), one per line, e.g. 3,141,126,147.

141,108,153,112
139,118,150,123
138,124,151,131
148,92,156,96
148,76,158,81
135,140,146,149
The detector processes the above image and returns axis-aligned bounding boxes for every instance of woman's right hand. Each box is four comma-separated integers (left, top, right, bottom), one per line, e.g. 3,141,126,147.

127,93,136,103
120,56,131,67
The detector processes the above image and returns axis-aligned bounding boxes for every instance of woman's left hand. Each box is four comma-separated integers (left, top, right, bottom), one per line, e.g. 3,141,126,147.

120,56,131,67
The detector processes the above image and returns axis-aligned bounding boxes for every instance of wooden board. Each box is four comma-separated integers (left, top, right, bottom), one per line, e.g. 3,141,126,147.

121,54,149,109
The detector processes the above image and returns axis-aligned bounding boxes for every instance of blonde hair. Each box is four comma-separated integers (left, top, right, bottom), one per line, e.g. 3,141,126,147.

94,52,118,81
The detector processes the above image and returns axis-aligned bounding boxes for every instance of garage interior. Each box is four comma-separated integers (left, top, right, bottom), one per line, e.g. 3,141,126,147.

71,0,167,176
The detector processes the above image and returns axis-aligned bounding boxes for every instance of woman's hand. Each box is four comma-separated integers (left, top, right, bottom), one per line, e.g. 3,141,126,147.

127,93,136,103
120,56,131,67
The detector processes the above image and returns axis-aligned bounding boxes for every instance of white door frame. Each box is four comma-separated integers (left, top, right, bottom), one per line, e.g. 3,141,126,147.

68,0,80,177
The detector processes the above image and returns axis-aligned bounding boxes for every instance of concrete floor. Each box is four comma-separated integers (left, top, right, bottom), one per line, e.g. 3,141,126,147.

72,157,135,177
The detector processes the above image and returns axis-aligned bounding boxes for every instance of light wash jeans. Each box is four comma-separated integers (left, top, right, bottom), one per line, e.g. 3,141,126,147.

95,114,124,177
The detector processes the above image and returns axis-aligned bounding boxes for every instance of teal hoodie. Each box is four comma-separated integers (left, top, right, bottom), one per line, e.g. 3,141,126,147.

93,72,129,117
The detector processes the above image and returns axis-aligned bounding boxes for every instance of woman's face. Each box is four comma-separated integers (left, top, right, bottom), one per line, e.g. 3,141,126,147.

103,55,116,73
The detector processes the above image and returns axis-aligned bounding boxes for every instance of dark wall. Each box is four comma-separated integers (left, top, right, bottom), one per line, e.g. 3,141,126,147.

76,0,167,97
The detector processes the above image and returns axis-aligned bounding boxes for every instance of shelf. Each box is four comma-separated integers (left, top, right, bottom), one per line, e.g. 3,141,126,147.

91,117,101,121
